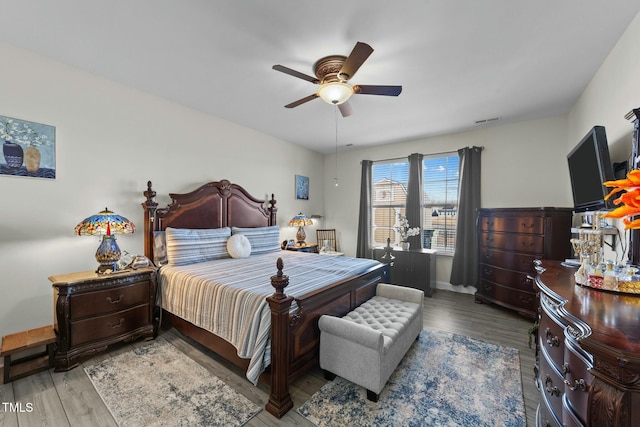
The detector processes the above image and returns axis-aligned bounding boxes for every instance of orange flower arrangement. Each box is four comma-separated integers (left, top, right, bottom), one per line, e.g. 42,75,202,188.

602,169,640,229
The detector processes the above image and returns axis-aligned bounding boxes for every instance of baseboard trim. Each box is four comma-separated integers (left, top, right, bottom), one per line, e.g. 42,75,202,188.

435,281,476,295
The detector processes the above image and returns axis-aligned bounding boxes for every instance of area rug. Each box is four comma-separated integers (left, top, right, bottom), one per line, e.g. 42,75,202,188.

84,337,261,427
297,329,526,427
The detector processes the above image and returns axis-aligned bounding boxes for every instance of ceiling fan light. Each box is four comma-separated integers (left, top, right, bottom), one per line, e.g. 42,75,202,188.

318,82,353,105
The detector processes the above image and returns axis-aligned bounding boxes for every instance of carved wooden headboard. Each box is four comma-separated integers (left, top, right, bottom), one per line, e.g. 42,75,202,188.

141,179,277,261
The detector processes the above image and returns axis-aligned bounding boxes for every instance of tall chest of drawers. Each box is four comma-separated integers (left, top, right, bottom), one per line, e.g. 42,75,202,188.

50,267,157,371
535,260,640,427
476,207,573,319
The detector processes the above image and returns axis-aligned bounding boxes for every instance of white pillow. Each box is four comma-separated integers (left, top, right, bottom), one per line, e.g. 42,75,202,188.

231,226,281,255
227,234,252,259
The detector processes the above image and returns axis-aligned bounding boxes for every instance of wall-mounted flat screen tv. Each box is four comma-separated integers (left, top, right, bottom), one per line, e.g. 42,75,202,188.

567,126,615,213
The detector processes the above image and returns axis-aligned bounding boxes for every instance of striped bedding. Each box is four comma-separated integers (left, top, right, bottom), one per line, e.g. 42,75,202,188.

158,250,382,384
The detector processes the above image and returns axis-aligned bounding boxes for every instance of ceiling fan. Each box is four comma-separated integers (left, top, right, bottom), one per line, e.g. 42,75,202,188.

272,42,402,117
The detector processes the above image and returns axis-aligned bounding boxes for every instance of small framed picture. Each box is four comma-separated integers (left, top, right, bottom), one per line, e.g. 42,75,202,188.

295,175,309,200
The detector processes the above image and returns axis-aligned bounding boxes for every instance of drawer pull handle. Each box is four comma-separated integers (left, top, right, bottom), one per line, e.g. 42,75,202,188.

107,318,125,329
562,363,570,376
545,327,560,347
107,294,124,304
544,375,560,396
483,283,494,292
522,222,534,229
564,378,587,392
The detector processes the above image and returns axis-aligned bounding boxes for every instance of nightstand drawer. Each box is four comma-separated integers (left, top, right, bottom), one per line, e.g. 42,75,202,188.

70,304,150,347
70,280,150,319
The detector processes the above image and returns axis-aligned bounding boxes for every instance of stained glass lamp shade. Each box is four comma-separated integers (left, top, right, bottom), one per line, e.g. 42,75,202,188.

74,208,135,273
288,213,313,245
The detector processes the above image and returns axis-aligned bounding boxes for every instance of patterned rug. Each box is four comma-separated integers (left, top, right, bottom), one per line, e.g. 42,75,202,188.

84,337,261,427
298,329,526,427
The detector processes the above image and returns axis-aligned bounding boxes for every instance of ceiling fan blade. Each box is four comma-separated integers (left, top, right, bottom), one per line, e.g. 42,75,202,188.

338,101,354,118
353,85,402,96
273,65,319,84
285,93,319,108
338,42,374,81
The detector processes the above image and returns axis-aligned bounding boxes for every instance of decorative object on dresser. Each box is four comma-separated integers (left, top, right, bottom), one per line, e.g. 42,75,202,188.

49,267,156,371
394,213,420,250
289,212,313,244
373,247,436,297
476,207,573,319
286,243,319,253
534,260,640,427
317,228,337,251
74,208,136,274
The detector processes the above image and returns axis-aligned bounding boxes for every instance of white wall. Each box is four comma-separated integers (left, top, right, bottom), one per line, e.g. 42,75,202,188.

323,115,571,291
0,42,324,339
568,12,640,262
323,11,640,290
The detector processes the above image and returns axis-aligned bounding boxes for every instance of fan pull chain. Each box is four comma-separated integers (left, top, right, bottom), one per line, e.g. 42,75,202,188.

334,106,339,187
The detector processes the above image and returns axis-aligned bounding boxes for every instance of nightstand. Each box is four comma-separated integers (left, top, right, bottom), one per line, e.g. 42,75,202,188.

49,267,156,371
286,243,319,253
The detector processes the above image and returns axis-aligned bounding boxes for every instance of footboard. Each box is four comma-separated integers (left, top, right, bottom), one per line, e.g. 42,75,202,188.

266,258,389,418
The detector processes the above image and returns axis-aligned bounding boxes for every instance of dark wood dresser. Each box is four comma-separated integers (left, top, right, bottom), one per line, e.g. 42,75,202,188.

373,248,436,296
476,207,573,319
50,267,156,371
535,260,640,427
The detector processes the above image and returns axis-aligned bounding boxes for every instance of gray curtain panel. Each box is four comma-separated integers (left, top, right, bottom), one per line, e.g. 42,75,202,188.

405,153,424,249
356,160,373,258
450,146,483,286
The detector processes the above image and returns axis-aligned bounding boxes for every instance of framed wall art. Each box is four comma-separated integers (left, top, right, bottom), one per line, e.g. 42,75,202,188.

1,115,56,179
295,174,309,200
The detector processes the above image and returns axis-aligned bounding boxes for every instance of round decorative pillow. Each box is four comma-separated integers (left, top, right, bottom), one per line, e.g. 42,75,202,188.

227,234,251,259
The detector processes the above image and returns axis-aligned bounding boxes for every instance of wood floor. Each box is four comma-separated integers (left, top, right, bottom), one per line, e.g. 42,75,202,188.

0,290,539,427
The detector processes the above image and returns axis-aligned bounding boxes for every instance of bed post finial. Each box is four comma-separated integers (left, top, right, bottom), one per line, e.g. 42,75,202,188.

266,257,294,417
142,180,158,261
270,257,289,298
268,194,278,226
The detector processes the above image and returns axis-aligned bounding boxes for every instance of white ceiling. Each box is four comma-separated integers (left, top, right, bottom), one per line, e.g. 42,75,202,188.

1,1,639,154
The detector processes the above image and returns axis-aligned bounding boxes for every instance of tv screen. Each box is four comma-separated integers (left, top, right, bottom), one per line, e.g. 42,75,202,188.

567,126,615,213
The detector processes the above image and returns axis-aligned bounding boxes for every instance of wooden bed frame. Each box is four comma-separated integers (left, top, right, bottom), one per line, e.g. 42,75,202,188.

141,179,389,418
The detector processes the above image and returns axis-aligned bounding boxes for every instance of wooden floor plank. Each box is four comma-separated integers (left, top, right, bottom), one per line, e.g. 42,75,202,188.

51,366,117,427
11,370,70,427
0,290,539,427
0,382,18,427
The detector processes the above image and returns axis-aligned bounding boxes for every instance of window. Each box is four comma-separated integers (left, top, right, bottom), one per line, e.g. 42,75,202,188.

371,161,409,247
422,154,459,255
370,152,459,255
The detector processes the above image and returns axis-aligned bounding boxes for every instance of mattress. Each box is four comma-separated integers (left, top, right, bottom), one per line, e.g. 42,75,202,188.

158,250,381,384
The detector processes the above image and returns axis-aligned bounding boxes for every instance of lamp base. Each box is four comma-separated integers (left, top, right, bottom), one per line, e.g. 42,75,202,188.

95,235,122,274
296,226,307,245
96,262,118,274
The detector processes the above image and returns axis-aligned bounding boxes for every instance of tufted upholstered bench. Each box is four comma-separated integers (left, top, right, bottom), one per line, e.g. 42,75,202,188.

318,283,424,401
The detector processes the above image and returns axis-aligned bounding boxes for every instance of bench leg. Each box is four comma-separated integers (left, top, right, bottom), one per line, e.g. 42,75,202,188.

323,370,337,381
367,389,379,402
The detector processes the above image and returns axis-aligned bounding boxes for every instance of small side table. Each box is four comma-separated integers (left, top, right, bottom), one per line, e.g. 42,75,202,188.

1,325,56,384
286,244,319,253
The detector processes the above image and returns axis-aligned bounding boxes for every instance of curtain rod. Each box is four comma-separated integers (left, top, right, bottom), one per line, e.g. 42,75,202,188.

360,146,484,164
